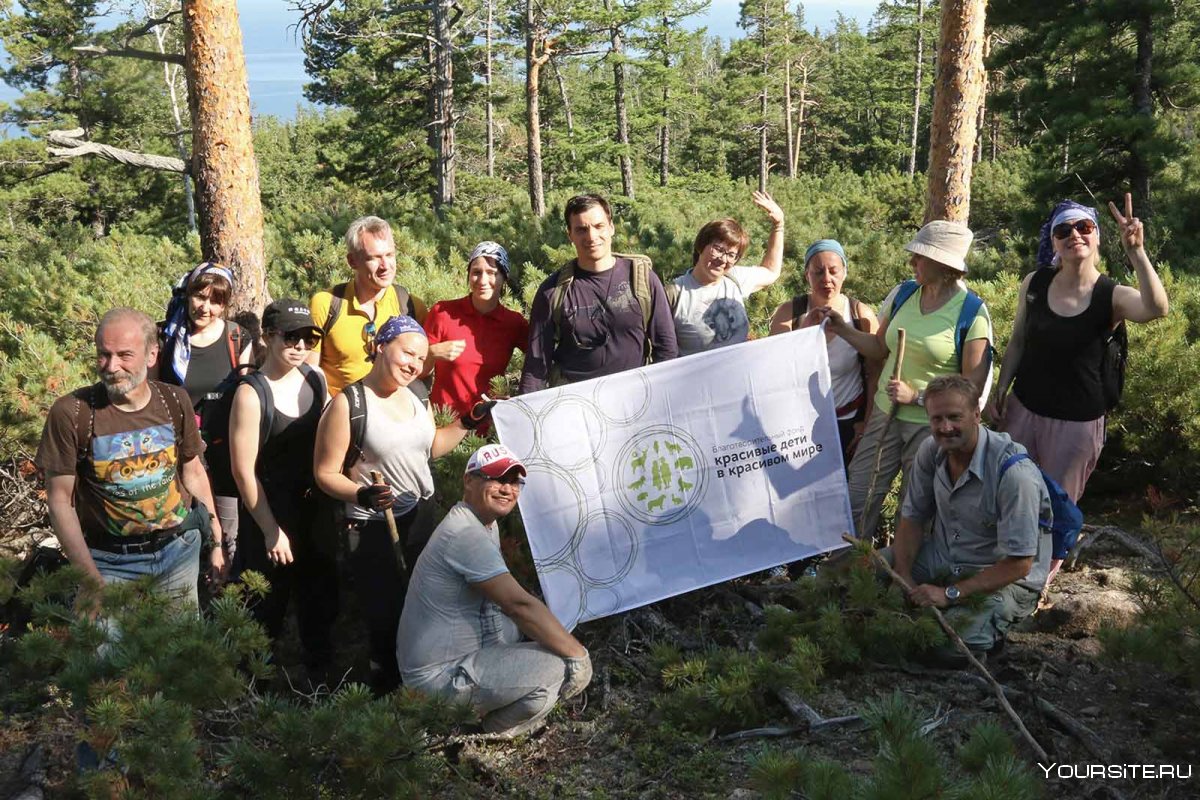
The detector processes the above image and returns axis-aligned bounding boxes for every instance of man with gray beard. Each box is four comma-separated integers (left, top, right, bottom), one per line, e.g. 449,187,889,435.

36,307,225,612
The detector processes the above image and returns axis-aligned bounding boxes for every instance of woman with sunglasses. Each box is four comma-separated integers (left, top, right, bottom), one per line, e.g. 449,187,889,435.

668,190,785,357
314,315,493,693
991,196,1168,593
158,262,254,562
228,300,337,675
422,241,528,430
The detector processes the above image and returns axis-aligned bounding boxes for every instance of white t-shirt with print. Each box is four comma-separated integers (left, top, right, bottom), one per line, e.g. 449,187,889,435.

671,265,774,357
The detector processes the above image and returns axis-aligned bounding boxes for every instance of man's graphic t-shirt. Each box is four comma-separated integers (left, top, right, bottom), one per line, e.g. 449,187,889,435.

37,383,204,538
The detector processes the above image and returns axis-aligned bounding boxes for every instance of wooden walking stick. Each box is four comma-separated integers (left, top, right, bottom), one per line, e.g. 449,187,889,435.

857,328,906,541
370,469,408,572
843,534,1049,761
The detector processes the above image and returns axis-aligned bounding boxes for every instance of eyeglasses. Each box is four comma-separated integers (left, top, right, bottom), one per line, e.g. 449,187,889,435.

471,470,526,487
1052,219,1097,239
710,244,740,262
283,331,321,349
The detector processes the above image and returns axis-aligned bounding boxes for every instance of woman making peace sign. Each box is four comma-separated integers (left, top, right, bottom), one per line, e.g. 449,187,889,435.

991,194,1169,592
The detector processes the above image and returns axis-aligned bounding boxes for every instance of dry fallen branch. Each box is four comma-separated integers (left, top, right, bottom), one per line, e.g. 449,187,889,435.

46,129,188,174
845,534,1050,762
71,44,185,65
1068,524,1200,612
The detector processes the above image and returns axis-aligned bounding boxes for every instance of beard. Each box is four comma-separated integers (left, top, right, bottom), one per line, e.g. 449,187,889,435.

99,362,148,400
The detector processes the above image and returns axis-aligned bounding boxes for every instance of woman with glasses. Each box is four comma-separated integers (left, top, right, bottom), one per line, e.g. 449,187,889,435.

423,241,528,430
314,315,493,693
228,299,337,676
158,262,253,562
991,196,1168,593
769,240,879,467
668,190,786,357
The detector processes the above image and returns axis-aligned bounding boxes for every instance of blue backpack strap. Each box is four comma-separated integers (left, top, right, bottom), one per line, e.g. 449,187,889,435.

955,290,986,371
888,280,920,321
998,451,1030,478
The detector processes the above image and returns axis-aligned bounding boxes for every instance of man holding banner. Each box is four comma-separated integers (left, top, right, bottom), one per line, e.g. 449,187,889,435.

397,444,592,737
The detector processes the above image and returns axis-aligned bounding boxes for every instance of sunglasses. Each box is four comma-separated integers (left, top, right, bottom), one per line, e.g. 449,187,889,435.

282,331,321,348
362,320,377,357
471,470,526,487
1052,219,1097,239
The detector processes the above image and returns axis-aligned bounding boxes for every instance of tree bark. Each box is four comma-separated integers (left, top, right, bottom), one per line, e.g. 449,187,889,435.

658,12,670,187
783,49,795,179
431,0,455,208
604,0,634,200
183,0,268,316
757,0,769,193
924,0,986,224
791,59,809,176
485,0,494,178
907,0,924,177
1132,6,1153,217
525,0,547,217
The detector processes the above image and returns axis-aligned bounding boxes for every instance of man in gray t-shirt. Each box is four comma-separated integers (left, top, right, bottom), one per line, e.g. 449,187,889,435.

890,375,1052,658
396,444,592,737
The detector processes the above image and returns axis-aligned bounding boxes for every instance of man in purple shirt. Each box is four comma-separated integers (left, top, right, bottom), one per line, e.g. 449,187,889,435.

519,194,678,393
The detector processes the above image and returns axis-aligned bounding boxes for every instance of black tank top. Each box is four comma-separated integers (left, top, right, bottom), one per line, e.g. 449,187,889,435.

1013,267,1115,421
256,373,324,528
173,323,240,409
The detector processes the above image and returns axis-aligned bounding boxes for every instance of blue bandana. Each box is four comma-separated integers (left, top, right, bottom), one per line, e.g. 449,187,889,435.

375,315,427,347
804,239,847,272
162,262,235,383
1037,201,1100,267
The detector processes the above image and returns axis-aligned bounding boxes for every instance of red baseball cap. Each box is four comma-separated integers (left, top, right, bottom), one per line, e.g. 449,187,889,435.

465,444,527,479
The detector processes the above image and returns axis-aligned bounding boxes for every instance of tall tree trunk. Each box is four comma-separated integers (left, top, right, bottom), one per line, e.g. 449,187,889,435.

924,0,986,224
1061,55,1075,174
784,53,795,179
791,60,808,175
658,12,670,187
989,109,998,161
1132,6,1153,216
524,0,547,217
604,0,634,200
485,0,494,178
757,0,769,193
907,0,924,177
432,0,455,209
147,5,196,231
182,0,267,316
551,59,576,163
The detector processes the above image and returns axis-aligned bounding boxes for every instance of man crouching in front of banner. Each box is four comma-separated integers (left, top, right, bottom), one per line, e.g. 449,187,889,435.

395,444,592,737
888,374,1051,667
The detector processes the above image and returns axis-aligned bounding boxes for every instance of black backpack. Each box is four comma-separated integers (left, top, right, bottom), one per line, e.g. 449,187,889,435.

1100,321,1128,411
321,282,413,337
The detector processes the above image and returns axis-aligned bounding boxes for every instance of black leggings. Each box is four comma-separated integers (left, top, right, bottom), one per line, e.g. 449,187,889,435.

346,508,424,687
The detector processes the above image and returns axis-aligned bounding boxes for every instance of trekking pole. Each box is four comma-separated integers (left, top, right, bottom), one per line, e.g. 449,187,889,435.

842,534,1049,762
857,328,906,542
370,469,408,573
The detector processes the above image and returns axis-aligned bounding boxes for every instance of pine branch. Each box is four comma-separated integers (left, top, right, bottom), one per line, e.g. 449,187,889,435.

845,534,1050,762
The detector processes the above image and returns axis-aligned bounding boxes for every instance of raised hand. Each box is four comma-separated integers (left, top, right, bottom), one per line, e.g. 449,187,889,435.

751,190,785,227
1107,192,1144,252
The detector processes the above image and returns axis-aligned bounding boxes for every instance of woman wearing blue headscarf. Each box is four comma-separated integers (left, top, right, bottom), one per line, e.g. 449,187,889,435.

770,239,879,466
991,194,1168,594
158,262,253,562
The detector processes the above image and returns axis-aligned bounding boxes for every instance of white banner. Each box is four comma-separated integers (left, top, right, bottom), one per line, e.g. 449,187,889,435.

492,325,852,629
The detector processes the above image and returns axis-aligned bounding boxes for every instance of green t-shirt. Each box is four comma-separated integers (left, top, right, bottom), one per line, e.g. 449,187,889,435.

875,284,992,424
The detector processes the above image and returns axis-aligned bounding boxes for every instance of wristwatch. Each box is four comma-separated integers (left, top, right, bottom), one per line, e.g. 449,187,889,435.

915,389,926,407
944,585,961,603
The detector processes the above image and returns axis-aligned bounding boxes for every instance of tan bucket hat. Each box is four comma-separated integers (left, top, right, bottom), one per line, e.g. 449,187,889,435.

903,220,974,273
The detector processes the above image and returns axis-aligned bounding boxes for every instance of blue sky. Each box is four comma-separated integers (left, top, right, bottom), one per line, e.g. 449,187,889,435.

1,0,877,125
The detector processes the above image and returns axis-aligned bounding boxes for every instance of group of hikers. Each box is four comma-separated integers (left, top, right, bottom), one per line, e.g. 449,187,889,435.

35,188,1169,737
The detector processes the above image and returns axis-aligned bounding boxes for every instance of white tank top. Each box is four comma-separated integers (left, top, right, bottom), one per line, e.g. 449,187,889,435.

346,387,435,520
827,295,864,419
